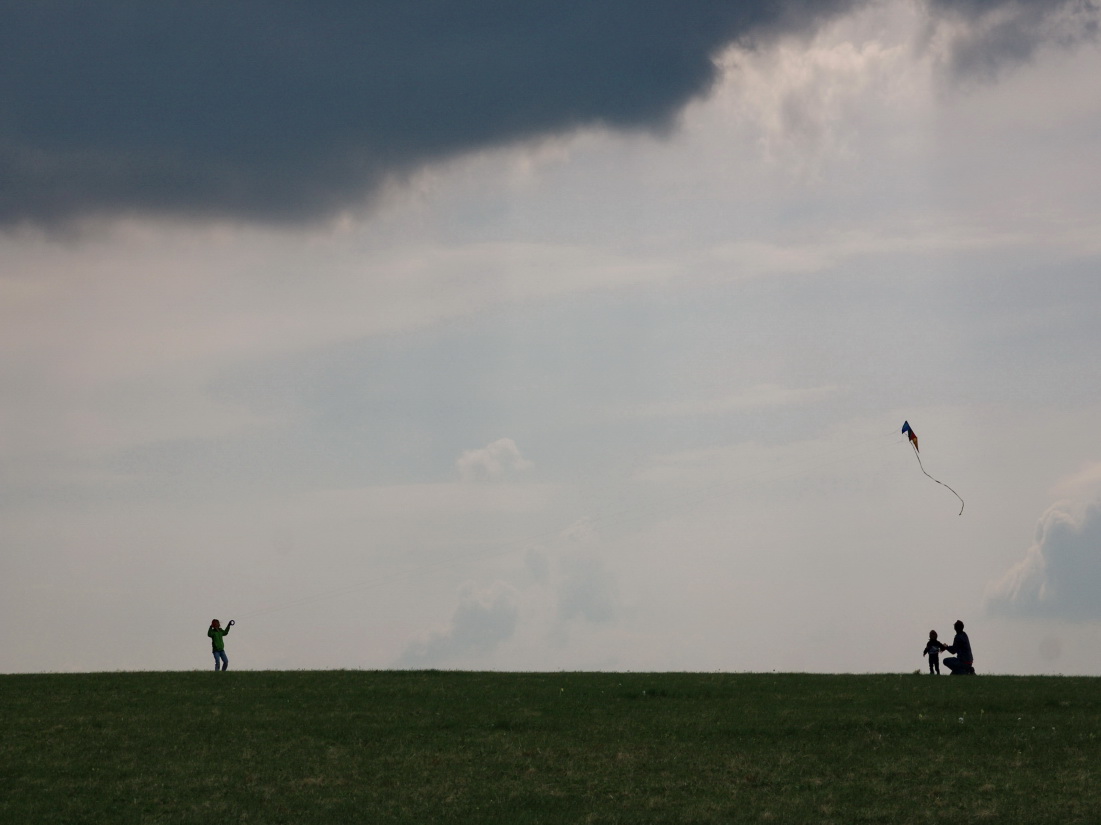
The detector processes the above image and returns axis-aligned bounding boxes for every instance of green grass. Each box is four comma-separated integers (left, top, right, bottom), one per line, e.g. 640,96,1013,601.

2,671,1099,824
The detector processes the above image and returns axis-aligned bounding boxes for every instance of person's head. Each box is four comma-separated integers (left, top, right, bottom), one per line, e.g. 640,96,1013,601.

954,620,964,632
211,619,221,628
929,630,938,640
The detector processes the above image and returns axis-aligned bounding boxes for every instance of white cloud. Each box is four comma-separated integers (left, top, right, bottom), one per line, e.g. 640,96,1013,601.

457,438,534,482
718,2,919,178
552,520,620,626
557,549,620,625
987,475,1101,621
390,519,623,669
397,580,519,667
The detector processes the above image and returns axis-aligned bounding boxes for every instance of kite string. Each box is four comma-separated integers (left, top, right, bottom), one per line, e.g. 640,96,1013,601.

911,444,965,515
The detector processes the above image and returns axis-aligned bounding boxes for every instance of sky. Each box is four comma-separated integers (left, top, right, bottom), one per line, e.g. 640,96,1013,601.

2,0,1101,674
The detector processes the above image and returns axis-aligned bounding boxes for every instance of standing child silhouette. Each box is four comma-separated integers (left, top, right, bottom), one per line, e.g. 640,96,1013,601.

923,630,944,675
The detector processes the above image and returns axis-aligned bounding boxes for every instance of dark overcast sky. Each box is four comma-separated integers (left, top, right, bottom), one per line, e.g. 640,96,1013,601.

0,0,862,225
0,0,1085,226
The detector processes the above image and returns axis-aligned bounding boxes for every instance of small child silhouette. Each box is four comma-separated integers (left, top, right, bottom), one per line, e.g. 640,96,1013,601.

923,630,945,675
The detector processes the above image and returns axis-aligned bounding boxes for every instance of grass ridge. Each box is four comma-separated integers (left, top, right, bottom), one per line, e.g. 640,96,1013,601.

3,671,1098,823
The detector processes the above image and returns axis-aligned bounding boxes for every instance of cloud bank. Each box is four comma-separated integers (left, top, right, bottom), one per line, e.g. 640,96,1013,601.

4,0,1093,228
1,0,866,227
987,494,1101,621
927,0,1099,81
397,581,519,667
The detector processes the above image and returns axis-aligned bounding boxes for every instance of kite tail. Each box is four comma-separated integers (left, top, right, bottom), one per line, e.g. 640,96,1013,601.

911,444,965,515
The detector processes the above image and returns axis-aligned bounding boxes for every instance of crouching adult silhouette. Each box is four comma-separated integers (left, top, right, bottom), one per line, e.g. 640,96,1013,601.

943,619,975,675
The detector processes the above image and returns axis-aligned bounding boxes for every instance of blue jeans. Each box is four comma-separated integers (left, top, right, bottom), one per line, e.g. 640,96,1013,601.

213,649,228,671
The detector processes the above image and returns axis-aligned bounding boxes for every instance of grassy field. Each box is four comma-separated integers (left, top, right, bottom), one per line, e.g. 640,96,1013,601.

2,670,1099,824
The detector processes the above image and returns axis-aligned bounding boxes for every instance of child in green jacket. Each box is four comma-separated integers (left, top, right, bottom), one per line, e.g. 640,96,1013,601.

208,619,234,671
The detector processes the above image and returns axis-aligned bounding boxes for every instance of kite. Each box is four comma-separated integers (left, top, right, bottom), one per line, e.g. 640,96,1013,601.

901,421,964,515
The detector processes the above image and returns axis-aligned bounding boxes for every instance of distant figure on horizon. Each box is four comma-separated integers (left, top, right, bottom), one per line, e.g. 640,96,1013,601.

208,619,234,671
943,619,975,675
923,630,945,674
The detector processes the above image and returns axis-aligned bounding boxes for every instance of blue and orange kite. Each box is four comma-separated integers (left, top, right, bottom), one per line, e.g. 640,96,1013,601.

901,421,964,515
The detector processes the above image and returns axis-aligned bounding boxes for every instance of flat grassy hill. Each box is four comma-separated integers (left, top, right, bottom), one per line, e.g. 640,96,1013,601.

2,670,1098,823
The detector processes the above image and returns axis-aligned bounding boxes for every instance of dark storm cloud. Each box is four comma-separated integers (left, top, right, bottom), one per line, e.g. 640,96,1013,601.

3,1,1092,227
927,0,1099,81
0,0,863,226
